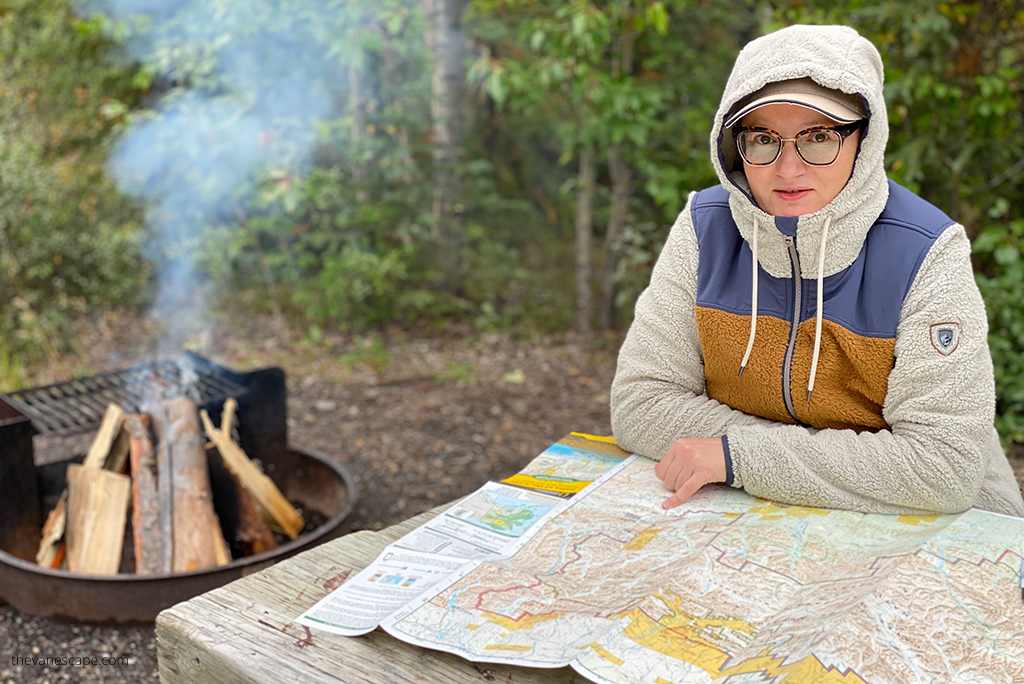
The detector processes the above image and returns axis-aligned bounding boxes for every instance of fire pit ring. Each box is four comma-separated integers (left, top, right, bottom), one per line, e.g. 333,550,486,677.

0,446,355,623
0,355,359,623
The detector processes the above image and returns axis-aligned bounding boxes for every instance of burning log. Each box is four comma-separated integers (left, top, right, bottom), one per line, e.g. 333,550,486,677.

201,400,304,540
83,403,127,469
36,492,68,570
227,467,280,556
211,398,278,556
125,414,165,575
152,399,231,573
37,403,127,568
64,464,131,575
105,428,131,473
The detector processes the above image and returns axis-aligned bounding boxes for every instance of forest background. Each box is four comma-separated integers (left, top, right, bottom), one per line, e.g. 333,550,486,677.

2,0,1023,444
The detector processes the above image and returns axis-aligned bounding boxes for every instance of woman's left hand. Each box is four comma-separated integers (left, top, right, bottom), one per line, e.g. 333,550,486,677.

654,437,726,509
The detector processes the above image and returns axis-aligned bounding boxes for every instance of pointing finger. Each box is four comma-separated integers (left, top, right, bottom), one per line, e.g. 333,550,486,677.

662,474,706,510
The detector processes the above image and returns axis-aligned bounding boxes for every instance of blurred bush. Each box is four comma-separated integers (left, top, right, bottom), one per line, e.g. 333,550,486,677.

0,0,146,387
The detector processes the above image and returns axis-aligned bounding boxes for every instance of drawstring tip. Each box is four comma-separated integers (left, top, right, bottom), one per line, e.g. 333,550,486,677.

806,390,813,403
737,365,745,378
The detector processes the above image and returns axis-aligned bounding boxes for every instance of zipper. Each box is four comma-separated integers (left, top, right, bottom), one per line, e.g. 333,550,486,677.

781,236,800,422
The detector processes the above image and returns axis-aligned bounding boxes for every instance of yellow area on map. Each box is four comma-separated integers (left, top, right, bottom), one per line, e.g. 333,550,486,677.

569,432,617,444
619,591,866,682
748,500,831,521
624,528,662,551
720,654,867,683
502,473,590,495
897,514,940,526
589,643,625,666
619,592,753,673
747,500,937,528
484,644,533,652
563,432,631,457
483,610,564,632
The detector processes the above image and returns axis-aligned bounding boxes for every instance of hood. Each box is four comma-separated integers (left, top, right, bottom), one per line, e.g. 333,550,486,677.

710,24,890,279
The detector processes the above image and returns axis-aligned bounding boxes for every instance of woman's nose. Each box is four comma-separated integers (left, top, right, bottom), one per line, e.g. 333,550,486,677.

774,140,806,176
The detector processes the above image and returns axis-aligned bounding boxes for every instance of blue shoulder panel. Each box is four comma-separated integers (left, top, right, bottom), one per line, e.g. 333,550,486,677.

690,181,957,338
692,186,793,321
817,181,956,336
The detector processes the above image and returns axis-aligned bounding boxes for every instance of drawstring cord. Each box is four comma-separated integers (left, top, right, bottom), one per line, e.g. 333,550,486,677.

738,216,759,377
807,214,831,403
734,213,831,404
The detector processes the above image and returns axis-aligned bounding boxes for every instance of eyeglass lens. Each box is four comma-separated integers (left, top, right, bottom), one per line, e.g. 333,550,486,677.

738,129,843,166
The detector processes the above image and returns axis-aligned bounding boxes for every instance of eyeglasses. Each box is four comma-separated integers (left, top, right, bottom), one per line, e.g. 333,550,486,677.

733,121,864,167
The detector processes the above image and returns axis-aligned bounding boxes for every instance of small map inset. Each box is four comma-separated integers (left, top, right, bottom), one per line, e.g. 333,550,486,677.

447,491,553,538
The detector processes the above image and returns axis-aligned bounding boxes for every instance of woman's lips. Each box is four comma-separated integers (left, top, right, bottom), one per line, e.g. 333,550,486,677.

774,188,813,201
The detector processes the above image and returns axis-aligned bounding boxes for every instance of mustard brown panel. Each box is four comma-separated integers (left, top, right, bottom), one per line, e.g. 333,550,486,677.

696,307,794,424
789,318,893,432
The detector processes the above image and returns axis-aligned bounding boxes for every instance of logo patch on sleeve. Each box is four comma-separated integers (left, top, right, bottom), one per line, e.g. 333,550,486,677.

929,322,960,356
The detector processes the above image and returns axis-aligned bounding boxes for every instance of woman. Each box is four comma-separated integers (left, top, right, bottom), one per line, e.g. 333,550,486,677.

610,24,1024,517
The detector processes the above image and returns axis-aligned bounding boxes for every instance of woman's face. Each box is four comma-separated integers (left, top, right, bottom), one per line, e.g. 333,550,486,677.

739,103,861,217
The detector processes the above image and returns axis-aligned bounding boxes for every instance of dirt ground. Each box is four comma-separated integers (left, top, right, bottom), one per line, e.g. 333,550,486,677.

3,312,1024,684
1,316,622,684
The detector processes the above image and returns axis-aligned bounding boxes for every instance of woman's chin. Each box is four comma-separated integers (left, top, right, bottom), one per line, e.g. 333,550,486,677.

762,197,826,217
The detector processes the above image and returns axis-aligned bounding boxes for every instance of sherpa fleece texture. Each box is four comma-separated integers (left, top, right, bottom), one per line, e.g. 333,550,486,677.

610,25,1024,516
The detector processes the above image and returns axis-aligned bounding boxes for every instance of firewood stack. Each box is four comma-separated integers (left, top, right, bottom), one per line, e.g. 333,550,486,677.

35,399,303,575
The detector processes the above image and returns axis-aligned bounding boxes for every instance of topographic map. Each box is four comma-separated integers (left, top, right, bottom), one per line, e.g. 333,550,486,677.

383,457,1024,684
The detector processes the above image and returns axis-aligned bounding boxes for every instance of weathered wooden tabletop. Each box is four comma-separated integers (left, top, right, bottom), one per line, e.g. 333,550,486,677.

156,503,590,684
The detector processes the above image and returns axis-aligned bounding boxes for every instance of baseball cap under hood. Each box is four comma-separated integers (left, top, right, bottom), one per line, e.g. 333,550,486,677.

711,25,888,206
723,77,868,128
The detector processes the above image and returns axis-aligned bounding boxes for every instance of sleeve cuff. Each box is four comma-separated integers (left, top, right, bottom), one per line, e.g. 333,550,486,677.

721,435,734,485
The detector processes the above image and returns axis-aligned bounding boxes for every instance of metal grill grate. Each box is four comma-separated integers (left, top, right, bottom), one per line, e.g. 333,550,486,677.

2,357,247,436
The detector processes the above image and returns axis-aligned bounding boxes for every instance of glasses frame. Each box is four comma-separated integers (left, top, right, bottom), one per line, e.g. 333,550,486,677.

733,120,864,167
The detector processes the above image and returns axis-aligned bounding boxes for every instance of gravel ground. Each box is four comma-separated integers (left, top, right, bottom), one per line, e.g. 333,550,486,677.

1,324,621,683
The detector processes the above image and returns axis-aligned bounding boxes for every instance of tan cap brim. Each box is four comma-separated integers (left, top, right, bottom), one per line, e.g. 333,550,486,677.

724,78,865,128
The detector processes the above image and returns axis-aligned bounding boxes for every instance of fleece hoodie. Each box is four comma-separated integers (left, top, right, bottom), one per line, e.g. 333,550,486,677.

610,24,1024,516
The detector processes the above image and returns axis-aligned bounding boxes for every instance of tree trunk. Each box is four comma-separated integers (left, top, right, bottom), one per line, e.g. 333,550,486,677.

599,20,638,331
380,36,416,170
599,144,632,330
575,147,596,334
423,0,466,273
349,58,370,204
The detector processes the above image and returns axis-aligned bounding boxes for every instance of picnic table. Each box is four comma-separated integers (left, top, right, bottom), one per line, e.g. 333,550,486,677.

155,502,591,684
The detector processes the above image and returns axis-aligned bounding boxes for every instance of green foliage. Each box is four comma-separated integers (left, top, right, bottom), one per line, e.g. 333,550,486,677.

469,0,756,323
975,216,1024,444
0,0,145,380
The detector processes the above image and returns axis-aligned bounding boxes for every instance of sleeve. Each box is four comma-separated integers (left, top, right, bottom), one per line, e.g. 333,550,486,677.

610,194,781,463
726,224,992,514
